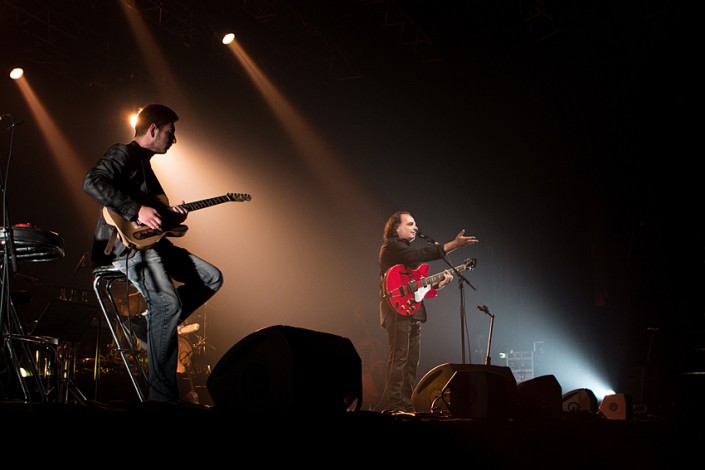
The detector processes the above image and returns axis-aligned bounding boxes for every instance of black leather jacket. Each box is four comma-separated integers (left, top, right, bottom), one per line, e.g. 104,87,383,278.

82,141,166,266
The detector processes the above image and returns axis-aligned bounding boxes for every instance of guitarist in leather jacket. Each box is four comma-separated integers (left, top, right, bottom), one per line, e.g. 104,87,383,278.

377,210,478,413
82,104,223,402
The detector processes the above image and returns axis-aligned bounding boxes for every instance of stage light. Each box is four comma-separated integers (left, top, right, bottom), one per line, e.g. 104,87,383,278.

222,33,235,45
562,388,598,413
10,67,24,79
598,393,633,420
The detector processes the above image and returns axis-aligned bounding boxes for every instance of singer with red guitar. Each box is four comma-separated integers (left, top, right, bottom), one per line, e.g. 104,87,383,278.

376,211,478,413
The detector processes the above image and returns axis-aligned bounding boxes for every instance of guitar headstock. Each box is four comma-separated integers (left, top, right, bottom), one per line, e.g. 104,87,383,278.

463,257,477,269
227,193,252,202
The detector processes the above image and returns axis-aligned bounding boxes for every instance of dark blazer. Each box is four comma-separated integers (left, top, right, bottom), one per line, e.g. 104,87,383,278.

378,236,446,326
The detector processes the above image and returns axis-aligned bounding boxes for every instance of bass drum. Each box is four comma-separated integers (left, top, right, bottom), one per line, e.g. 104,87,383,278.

177,336,193,374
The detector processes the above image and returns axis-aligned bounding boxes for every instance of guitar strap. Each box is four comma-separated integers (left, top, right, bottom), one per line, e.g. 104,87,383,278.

103,226,118,255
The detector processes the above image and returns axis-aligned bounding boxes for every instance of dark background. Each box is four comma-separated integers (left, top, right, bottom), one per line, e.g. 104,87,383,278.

0,1,699,412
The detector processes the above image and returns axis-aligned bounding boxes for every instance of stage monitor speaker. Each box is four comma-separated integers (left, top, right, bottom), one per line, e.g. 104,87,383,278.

412,363,517,418
516,374,562,418
562,388,598,414
598,393,632,420
206,325,362,414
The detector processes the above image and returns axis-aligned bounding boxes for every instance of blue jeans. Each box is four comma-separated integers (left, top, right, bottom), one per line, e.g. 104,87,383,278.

112,240,223,401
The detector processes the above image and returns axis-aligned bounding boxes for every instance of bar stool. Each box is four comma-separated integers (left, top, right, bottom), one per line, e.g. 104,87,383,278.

92,265,148,401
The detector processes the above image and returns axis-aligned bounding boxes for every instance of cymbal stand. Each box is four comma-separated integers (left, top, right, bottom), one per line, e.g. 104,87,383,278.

57,341,87,404
190,305,216,375
0,286,49,401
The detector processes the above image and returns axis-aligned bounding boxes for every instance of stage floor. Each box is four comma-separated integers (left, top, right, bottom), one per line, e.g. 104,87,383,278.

0,399,701,466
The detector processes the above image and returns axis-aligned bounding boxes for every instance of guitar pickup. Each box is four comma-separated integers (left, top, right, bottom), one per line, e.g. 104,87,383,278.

133,228,163,240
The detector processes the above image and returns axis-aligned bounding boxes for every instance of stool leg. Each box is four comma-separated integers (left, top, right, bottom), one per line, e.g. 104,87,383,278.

93,273,148,402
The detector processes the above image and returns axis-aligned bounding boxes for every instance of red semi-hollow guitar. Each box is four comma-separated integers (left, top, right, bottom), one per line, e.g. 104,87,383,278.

383,258,476,316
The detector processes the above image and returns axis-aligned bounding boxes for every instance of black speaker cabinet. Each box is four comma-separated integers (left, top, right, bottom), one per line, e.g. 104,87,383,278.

411,363,517,418
516,374,563,418
206,325,362,414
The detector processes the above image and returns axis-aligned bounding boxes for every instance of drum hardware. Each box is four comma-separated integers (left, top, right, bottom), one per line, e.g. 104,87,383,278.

57,287,93,305
174,307,215,401
2,120,71,402
55,341,88,404
29,298,94,404
177,336,193,374
78,356,119,375
0,224,65,263
1,224,67,403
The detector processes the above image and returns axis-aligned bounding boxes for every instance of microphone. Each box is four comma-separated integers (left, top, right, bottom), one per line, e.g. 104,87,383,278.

1,114,23,127
416,231,438,245
477,305,489,314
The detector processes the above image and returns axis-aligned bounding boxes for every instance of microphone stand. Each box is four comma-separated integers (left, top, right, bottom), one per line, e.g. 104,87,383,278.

421,234,477,364
444,257,476,364
477,305,495,365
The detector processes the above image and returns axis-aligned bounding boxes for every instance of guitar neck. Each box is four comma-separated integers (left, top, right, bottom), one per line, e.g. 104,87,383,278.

422,263,468,287
180,195,232,212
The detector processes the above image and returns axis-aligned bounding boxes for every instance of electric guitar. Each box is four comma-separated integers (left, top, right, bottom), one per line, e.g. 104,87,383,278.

103,192,252,250
383,257,476,316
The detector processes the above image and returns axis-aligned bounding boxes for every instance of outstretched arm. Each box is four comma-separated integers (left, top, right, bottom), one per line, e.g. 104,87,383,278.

442,229,479,254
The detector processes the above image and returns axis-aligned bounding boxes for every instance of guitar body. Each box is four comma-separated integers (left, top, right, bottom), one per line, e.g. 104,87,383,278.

384,258,476,316
103,192,251,250
102,206,188,249
383,264,438,316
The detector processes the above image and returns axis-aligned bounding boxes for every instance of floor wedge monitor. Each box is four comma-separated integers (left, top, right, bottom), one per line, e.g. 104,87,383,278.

412,363,517,418
207,325,362,414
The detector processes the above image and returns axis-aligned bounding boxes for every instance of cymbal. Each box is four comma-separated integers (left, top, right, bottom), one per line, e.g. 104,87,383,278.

178,323,200,335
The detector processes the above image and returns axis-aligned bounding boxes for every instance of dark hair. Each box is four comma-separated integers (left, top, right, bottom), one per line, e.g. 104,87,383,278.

383,210,410,241
134,104,179,136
